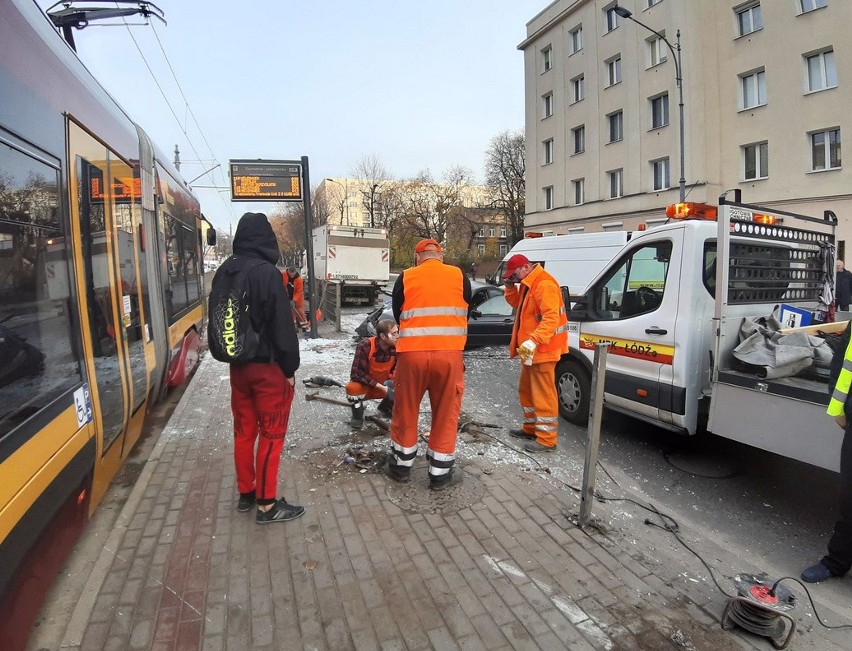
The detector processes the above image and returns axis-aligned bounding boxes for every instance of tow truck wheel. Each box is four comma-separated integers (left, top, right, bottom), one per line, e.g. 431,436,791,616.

556,359,590,425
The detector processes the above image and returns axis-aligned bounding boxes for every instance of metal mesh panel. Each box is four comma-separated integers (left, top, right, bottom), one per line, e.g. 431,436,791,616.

727,241,825,305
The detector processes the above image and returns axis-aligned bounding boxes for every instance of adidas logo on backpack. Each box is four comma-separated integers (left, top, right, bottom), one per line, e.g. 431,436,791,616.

208,258,265,363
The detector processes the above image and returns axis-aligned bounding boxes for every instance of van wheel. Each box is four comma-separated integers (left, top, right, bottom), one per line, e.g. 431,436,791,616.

556,359,590,425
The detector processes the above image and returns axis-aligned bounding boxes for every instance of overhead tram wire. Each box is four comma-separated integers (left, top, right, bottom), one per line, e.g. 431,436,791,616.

148,21,236,223
118,12,236,227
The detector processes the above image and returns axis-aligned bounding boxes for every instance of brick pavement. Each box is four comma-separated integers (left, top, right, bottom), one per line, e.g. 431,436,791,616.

49,339,851,651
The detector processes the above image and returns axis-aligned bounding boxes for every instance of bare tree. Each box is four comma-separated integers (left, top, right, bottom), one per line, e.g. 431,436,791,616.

485,129,525,245
352,154,391,229
397,166,473,245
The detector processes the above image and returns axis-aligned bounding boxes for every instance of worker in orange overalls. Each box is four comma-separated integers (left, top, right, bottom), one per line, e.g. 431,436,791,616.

503,254,568,452
283,267,309,332
387,239,471,490
346,319,399,429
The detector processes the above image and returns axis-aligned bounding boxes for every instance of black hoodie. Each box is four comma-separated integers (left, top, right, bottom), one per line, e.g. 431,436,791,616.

219,212,299,377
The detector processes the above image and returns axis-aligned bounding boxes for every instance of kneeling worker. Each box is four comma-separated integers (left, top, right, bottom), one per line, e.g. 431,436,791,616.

346,319,399,428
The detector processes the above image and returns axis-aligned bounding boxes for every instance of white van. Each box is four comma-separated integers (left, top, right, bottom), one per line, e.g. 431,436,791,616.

489,232,634,296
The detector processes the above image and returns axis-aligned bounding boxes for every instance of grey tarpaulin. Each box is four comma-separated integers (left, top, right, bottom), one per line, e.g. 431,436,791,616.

732,310,833,379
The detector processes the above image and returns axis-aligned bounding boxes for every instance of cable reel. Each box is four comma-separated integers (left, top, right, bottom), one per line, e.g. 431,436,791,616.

721,573,797,649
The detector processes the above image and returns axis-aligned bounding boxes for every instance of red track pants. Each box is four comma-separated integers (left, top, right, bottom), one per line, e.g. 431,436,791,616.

391,350,464,478
230,363,294,505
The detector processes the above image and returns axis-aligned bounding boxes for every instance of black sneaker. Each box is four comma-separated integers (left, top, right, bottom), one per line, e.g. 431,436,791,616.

430,468,463,491
385,460,410,483
256,499,306,524
509,429,536,441
237,491,255,512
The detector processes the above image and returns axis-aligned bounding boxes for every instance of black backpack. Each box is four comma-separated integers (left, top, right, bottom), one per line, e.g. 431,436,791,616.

208,257,266,363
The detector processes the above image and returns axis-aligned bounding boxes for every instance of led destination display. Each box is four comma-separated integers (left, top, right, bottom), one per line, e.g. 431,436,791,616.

229,160,303,201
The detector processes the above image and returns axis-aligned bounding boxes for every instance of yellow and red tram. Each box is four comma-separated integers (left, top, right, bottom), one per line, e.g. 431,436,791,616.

0,2,209,646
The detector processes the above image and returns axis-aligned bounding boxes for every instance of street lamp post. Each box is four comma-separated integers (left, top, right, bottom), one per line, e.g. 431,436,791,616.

369,182,378,228
614,6,685,202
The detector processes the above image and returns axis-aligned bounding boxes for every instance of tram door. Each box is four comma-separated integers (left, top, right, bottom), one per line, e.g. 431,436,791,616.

68,123,149,507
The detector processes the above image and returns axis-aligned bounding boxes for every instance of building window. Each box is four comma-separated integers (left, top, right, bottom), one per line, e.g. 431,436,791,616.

606,55,622,86
811,128,841,170
604,5,619,32
542,45,553,72
543,138,554,165
478,226,484,237
488,227,495,237
569,25,583,54
542,92,553,118
571,125,585,154
572,178,585,205
652,158,670,190
500,244,508,255
743,141,769,179
478,244,485,255
608,169,623,198
736,3,763,36
571,74,585,103
806,50,837,92
648,34,667,67
651,93,669,129
608,110,623,143
544,186,554,210
740,69,766,108
800,0,827,13
500,227,506,238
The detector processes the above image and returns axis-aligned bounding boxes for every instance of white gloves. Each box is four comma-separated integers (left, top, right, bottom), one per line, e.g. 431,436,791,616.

517,339,537,366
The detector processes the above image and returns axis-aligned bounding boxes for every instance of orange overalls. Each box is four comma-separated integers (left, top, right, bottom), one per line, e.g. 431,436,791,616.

504,265,569,448
283,272,308,329
391,260,467,480
346,337,395,400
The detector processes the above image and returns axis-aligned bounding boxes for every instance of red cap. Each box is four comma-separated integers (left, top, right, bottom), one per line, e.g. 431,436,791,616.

415,239,442,254
503,254,530,278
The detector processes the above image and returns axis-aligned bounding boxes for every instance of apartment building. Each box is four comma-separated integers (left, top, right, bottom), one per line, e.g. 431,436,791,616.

520,0,852,253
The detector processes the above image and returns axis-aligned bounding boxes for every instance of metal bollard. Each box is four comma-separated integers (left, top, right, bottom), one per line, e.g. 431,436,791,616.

579,343,608,528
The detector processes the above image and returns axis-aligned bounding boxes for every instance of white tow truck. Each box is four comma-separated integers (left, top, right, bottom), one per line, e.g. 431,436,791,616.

312,224,390,304
558,196,843,472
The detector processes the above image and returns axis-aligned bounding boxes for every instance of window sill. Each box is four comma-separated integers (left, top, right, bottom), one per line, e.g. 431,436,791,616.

606,139,624,145
807,167,842,174
645,60,668,71
804,85,837,97
570,150,585,156
647,125,669,132
541,114,553,121
741,176,768,183
738,103,767,113
605,80,622,89
734,27,763,41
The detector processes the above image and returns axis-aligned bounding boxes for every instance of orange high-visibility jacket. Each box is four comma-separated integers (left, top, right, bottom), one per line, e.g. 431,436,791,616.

291,275,304,310
504,264,568,363
396,259,468,352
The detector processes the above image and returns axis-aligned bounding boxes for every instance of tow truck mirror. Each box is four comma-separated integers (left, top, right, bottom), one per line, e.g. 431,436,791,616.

206,229,217,246
470,309,482,319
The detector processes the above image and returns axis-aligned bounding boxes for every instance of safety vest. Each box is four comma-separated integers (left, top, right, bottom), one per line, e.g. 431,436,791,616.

368,336,395,383
397,259,468,352
509,265,569,362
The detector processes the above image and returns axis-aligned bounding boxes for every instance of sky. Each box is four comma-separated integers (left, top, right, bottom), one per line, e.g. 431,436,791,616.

36,0,546,233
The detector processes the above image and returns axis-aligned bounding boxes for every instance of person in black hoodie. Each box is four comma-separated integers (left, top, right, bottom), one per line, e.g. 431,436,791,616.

221,212,304,524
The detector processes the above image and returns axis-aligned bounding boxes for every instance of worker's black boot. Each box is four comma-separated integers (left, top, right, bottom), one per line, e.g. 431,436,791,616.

349,401,365,429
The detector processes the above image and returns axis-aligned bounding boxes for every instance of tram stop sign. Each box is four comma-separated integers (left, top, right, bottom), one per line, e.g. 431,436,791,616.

229,159,303,202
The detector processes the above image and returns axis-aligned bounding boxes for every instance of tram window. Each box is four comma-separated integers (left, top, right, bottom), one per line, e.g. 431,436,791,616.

163,214,201,322
0,141,83,441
